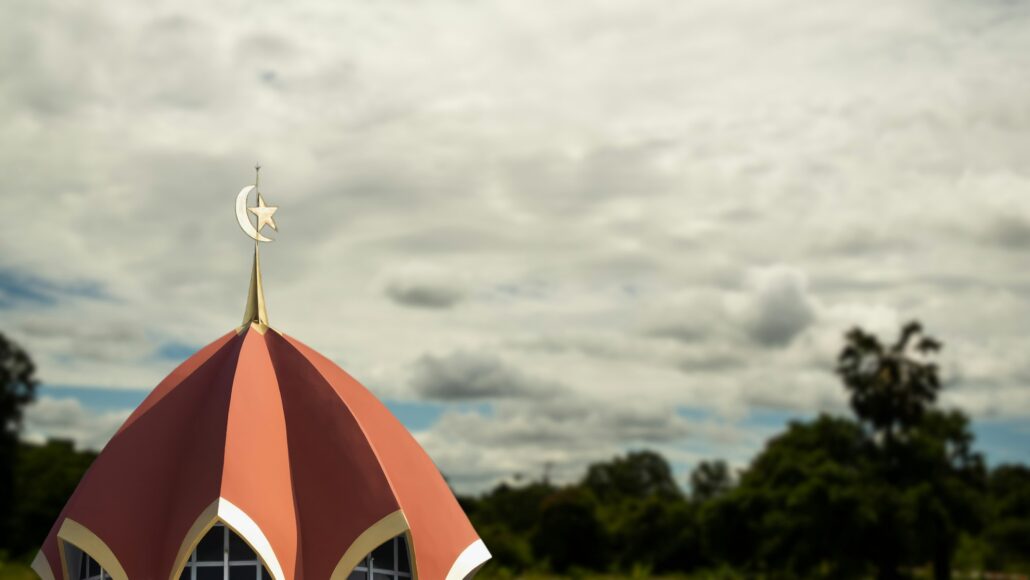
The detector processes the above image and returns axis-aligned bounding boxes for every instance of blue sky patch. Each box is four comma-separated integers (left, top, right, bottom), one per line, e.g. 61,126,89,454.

0,268,111,309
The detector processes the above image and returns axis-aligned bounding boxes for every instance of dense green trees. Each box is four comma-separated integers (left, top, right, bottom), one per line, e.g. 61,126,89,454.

0,331,97,562
983,465,1030,571
458,322,1028,578
0,332,39,553
8,441,97,557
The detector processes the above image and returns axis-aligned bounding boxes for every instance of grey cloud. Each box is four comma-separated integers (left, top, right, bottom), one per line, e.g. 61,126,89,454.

739,266,817,347
386,281,463,308
410,351,559,400
982,214,1030,249
382,264,466,308
811,227,916,257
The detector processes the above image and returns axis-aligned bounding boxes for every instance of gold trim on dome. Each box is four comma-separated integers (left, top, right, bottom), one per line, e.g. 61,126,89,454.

31,551,55,580
330,510,415,580
169,499,285,580
169,500,220,580
56,519,128,580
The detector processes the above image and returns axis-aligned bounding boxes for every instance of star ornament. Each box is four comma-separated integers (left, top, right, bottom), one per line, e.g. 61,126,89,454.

248,193,279,234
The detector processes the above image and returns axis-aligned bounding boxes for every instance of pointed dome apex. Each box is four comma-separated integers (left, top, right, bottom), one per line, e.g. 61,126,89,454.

242,245,270,331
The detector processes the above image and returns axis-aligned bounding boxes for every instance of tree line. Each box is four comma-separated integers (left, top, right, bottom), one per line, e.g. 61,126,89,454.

460,323,1028,579
0,323,1028,578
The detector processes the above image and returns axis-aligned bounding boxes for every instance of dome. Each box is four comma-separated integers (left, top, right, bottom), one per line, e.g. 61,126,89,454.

32,173,490,580
32,324,489,580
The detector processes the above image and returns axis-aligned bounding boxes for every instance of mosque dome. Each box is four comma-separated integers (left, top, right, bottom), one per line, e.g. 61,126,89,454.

32,173,489,580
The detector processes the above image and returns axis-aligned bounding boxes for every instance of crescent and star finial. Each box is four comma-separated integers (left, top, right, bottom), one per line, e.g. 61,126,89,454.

238,165,279,331
236,165,279,242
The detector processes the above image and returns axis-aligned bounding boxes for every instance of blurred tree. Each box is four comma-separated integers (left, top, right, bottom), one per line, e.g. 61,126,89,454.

470,481,555,534
610,495,702,573
838,321,983,580
582,450,681,502
690,460,733,503
904,410,986,580
707,416,877,578
0,332,39,551
10,440,96,557
984,464,1030,572
837,321,941,446
531,486,608,572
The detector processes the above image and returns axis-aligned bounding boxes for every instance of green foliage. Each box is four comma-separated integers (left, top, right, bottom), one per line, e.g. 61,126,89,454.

532,486,607,572
609,495,701,573
837,321,942,441
706,416,877,578
0,332,39,549
583,450,682,503
983,465,1030,572
8,440,96,557
689,460,731,503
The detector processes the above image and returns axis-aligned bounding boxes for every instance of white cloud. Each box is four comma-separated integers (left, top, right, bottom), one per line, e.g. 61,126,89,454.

22,397,129,451
3,0,1030,489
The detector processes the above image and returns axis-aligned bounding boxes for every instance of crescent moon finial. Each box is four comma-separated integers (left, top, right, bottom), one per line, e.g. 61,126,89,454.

238,166,280,331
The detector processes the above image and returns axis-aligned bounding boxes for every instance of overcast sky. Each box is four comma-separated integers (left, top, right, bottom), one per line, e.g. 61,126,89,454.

3,0,1030,492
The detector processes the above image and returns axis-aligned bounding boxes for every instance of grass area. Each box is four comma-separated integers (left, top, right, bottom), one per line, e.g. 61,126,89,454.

0,561,34,580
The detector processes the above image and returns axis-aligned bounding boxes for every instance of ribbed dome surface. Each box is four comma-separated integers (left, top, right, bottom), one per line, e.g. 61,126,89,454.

33,325,488,580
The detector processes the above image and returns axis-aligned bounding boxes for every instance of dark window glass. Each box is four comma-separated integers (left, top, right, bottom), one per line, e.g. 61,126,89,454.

396,536,410,573
348,572,366,580
371,540,394,570
228,532,256,560
196,527,224,562
79,555,89,579
102,573,112,580
373,574,393,580
196,567,223,580
261,567,272,580
179,568,190,580
88,557,100,577
229,565,255,580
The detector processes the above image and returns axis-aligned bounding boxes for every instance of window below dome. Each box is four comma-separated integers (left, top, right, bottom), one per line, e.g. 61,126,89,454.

63,546,111,580
63,522,273,580
179,523,272,580
349,534,412,580
69,552,111,576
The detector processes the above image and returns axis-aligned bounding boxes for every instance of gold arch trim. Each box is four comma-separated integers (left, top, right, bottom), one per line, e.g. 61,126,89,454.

31,551,55,580
169,500,221,580
57,519,128,580
329,510,414,580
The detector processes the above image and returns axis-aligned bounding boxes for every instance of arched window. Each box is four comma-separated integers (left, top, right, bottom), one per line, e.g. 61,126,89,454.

64,526,412,580
65,523,272,580
62,543,112,580
179,523,272,580
71,550,110,580
349,534,412,580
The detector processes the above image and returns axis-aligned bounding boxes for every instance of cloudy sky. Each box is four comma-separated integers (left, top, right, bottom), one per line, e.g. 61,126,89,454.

3,0,1030,492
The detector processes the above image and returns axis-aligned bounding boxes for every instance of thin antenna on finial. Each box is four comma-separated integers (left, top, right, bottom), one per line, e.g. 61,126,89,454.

255,163,262,191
